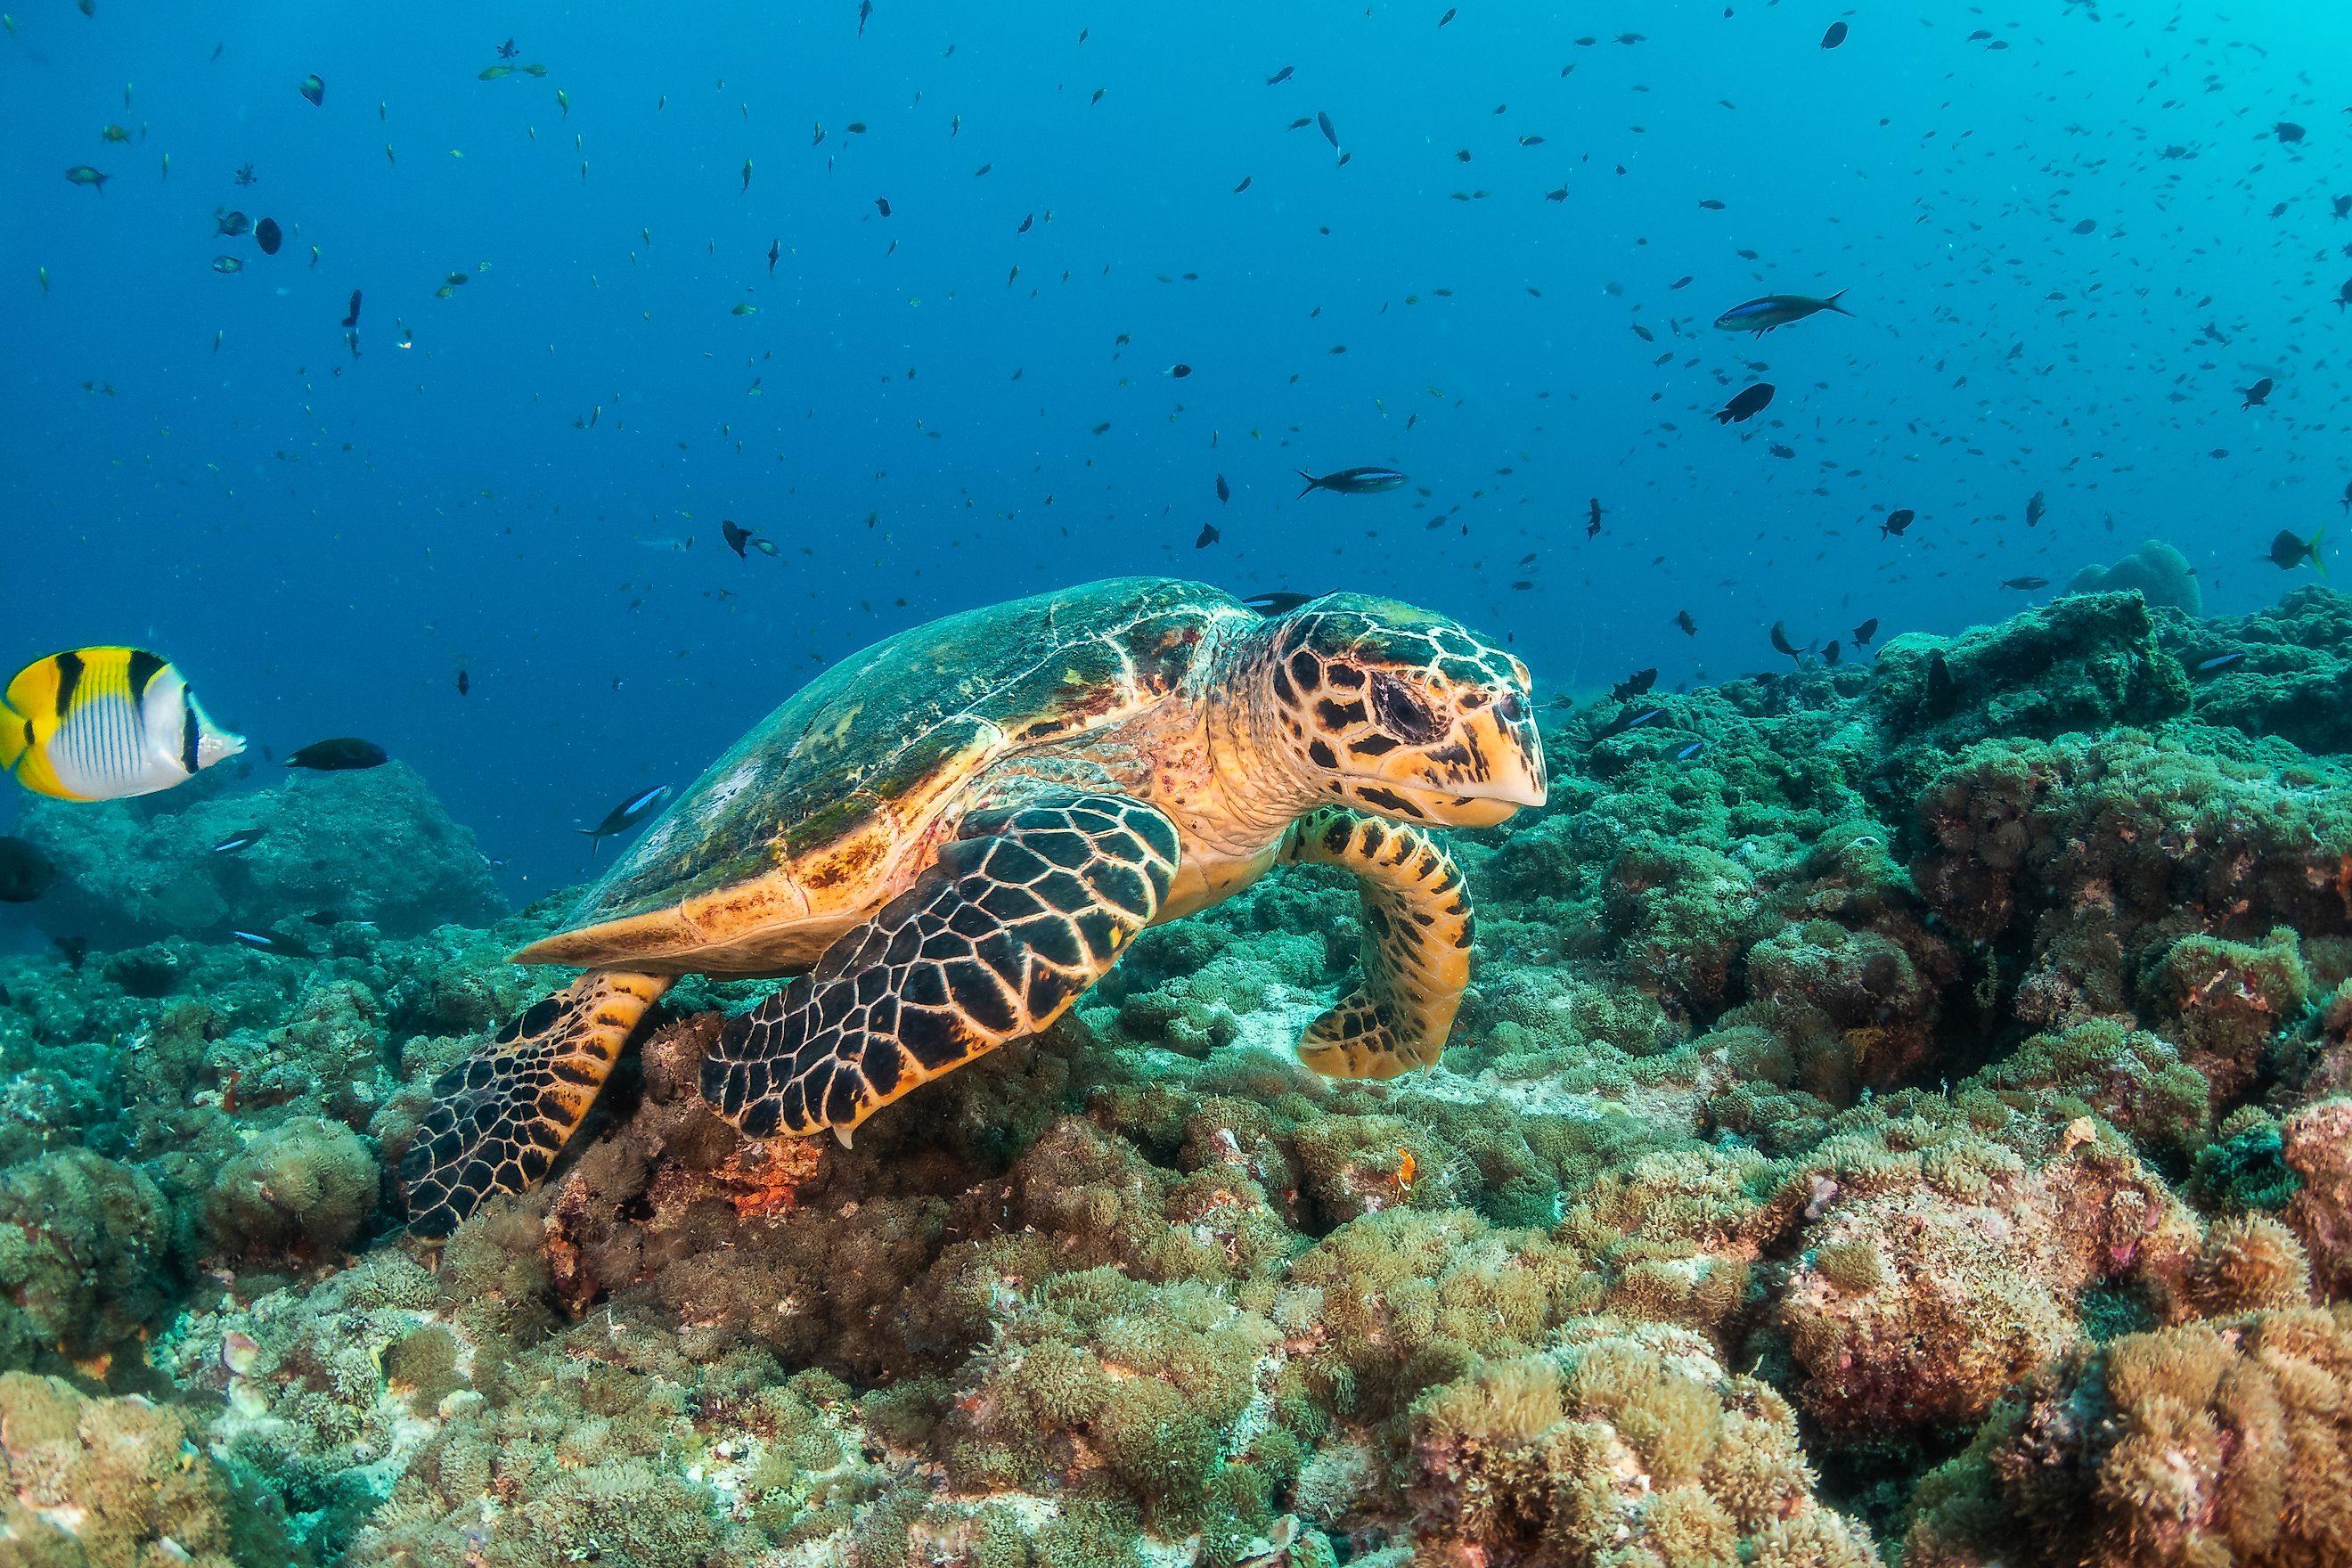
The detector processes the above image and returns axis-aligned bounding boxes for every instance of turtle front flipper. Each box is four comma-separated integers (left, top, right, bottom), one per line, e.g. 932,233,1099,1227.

1280,806,1473,1079
703,792,1180,1145
400,970,672,1237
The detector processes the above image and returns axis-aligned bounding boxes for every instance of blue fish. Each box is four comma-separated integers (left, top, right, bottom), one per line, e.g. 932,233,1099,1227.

1296,466,1409,498
1713,290,1851,335
577,784,674,854
1672,740,1705,763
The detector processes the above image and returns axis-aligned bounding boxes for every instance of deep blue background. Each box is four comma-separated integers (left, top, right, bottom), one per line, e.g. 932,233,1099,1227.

4,0,2347,901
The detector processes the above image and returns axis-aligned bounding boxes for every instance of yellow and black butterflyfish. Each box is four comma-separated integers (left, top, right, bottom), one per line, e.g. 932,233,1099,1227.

0,647,245,801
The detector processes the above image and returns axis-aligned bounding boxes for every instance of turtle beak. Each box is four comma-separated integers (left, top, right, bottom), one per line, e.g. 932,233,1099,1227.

1447,691,1547,809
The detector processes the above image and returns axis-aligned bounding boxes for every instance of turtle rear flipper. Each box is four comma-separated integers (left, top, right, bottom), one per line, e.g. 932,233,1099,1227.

1280,807,1473,1080
703,792,1180,1145
401,970,671,1237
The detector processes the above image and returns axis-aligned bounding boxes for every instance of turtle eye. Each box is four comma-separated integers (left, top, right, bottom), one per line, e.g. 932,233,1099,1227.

1370,672,1443,745
1495,692,1525,723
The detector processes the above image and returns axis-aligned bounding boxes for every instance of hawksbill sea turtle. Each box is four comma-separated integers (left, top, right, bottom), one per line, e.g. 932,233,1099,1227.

402,577,1547,1237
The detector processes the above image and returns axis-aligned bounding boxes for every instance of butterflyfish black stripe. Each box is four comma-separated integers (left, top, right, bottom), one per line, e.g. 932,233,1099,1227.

180,687,200,775
127,649,166,703
52,651,84,719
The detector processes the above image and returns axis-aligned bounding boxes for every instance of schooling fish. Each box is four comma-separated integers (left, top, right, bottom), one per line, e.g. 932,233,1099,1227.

298,73,324,107
284,737,388,771
214,208,249,236
0,837,56,903
254,216,282,255
212,255,243,274
2190,652,2247,676
2268,527,2327,575
2026,491,2047,527
1716,383,1775,424
1768,622,1809,662
1852,617,1879,646
1820,20,1848,47
1713,290,1849,335
1586,497,1605,538
1265,65,1294,85
577,784,673,854
2000,576,2051,591
1,648,245,801
63,165,111,192
1881,509,1915,538
212,827,266,854
1317,110,1339,149
1610,667,1658,700
1296,466,1408,497
2241,377,2274,410
1241,592,1319,616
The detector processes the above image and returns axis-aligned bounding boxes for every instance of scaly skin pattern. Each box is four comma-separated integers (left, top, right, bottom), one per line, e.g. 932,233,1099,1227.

403,580,1543,1230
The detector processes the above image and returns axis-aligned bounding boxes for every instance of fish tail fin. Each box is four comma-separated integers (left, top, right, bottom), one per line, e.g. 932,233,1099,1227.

1824,288,1851,314
0,688,23,780
1295,470,1320,499
2313,526,2330,576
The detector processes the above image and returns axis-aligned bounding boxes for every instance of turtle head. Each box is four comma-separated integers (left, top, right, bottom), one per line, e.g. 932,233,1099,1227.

1260,594,1547,827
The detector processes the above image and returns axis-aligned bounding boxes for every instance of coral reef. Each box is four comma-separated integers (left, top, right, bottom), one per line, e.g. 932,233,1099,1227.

2065,538,2202,614
13,760,505,947
4,586,2352,1564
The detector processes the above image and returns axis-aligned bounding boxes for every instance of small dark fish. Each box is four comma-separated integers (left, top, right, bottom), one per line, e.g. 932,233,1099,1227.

2335,195,2351,221
1242,592,1318,616
54,936,90,971
2268,527,2327,574
767,238,780,275
875,196,892,216
497,37,518,59
1673,609,1697,635
1610,666,1658,700
2191,652,2246,676
1586,497,1605,538
723,518,755,558
0,837,57,903
214,208,250,237
1671,740,1704,763
341,290,362,328
2000,576,2051,591
1822,640,1842,667
233,929,316,958
1925,651,1957,717
1851,617,1879,646
1769,622,1808,662
1881,509,1915,538
1297,466,1408,497
578,784,674,852
64,165,111,192
1266,65,1294,86
254,216,282,255
1716,383,1775,424
284,737,388,771
2276,121,2306,143
211,256,244,274
1169,363,1192,379
2025,491,2046,527
2341,480,2351,514
1196,522,1221,548
2070,217,2098,235
2241,377,2274,410
1318,110,1339,149
298,73,324,107
858,0,871,37
211,828,267,854
1713,290,1849,335
456,668,470,696
1820,20,1848,47
1215,474,1231,504
1287,117,1312,131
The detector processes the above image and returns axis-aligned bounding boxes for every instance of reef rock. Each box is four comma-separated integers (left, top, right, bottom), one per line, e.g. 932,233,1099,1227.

13,759,505,947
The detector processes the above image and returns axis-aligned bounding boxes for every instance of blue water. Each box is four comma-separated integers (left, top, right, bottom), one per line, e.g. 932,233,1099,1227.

5,0,2342,896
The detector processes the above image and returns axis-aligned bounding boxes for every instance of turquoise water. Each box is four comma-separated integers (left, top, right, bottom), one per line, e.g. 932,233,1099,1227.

9,0,2344,892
